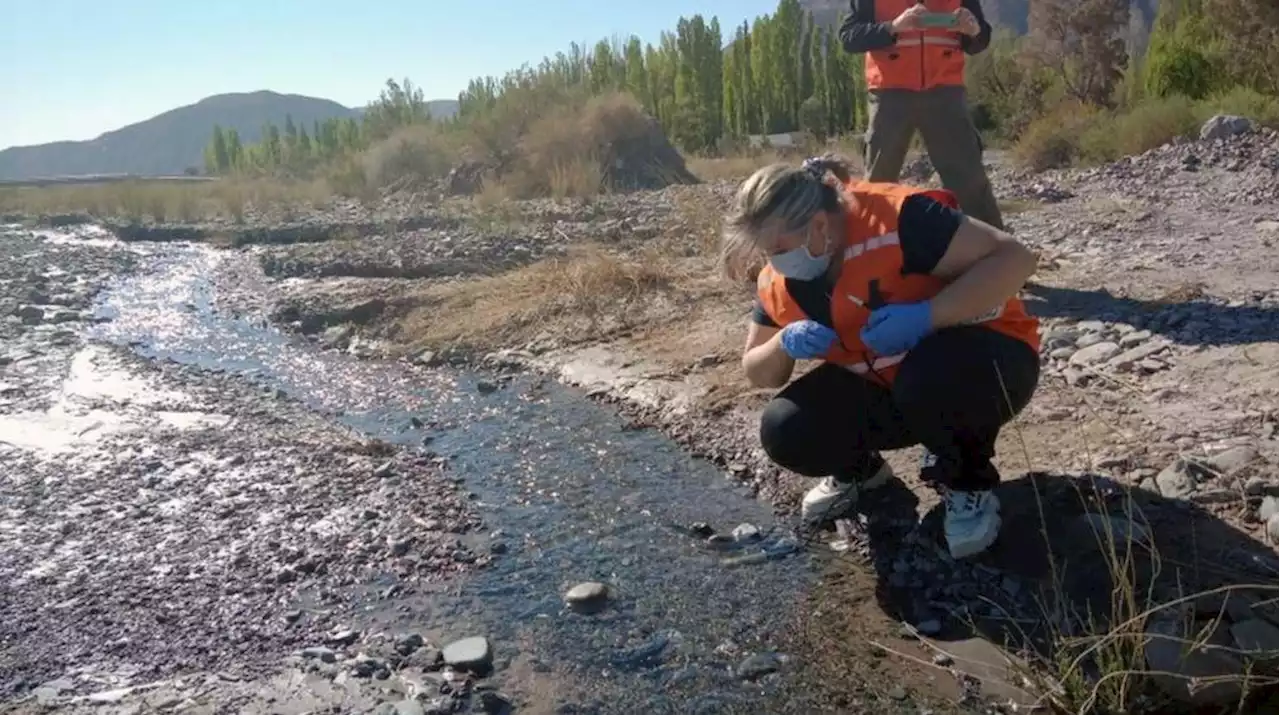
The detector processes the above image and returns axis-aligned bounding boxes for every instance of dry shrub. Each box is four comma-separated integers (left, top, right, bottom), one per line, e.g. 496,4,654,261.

361,124,463,191
503,92,691,199
1077,94,1202,165
1012,102,1104,170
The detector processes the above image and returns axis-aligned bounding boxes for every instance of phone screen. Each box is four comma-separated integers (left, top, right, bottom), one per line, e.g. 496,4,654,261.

919,12,958,28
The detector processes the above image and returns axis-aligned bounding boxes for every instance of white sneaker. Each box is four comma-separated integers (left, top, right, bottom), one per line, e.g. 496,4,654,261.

943,488,1002,559
801,461,895,524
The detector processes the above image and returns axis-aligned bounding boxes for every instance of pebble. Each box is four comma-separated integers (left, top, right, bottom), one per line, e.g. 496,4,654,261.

731,523,761,541
736,652,783,680
394,632,425,656
392,700,425,715
1259,496,1278,523
327,628,360,646
913,619,943,636
1244,477,1272,496
300,646,337,663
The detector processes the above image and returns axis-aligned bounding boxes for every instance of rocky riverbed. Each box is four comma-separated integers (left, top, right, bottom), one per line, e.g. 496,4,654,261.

1,228,893,715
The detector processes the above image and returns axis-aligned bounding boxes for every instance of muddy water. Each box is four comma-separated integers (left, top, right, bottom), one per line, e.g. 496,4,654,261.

87,239,816,712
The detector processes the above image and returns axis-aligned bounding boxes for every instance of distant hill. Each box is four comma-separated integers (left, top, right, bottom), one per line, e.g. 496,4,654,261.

427,99,460,120
0,91,461,180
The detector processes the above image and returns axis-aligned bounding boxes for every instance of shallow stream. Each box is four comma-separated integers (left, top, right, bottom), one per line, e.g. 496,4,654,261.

86,238,820,713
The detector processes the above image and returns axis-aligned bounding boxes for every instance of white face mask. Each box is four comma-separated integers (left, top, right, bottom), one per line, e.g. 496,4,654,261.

769,231,831,281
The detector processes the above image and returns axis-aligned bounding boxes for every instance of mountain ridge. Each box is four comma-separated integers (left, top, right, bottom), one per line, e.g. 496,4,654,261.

0,91,460,180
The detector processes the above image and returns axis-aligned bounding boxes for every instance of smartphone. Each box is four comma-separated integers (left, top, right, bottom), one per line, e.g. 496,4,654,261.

918,12,959,28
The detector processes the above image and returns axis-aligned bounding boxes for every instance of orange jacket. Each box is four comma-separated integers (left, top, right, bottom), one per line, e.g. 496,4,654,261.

866,0,967,91
756,181,1040,385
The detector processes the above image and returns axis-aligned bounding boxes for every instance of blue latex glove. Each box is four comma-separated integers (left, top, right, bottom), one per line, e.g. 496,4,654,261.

860,301,934,355
779,320,839,360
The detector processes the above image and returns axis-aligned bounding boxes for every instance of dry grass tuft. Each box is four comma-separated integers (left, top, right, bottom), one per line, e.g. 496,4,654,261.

400,245,679,353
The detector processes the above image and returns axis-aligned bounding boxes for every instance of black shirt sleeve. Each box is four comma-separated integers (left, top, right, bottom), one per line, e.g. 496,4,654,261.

840,0,897,54
898,194,965,275
751,300,779,328
959,0,993,55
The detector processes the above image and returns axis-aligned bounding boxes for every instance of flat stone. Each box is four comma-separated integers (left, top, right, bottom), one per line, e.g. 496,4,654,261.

1119,329,1152,348
1075,332,1105,348
86,687,132,703
1198,446,1259,477
1191,592,1258,622
1229,618,1278,657
1155,459,1197,499
442,636,492,674
1107,339,1168,369
326,628,360,646
736,652,782,680
1144,619,1244,706
564,581,610,613
300,646,337,662
732,523,761,541
1069,341,1121,367
1258,496,1278,522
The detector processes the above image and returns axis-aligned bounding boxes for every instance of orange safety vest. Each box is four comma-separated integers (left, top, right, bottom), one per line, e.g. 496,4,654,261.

756,181,1040,385
866,0,967,91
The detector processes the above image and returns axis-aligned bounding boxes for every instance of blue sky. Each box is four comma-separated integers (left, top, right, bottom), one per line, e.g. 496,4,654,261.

1,0,779,150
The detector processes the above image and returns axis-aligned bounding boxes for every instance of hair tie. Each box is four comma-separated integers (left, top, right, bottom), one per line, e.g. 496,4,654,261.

801,156,825,180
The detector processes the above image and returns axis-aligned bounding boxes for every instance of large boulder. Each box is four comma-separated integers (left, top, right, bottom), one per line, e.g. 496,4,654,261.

1199,114,1255,141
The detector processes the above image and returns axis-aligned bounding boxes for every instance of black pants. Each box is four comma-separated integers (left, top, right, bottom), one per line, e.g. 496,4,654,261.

759,327,1040,491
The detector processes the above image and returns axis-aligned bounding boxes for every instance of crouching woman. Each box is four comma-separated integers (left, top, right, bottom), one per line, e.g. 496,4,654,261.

720,156,1041,559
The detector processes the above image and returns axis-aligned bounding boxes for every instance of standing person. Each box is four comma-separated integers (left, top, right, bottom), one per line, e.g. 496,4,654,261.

839,0,1005,230
719,156,1041,559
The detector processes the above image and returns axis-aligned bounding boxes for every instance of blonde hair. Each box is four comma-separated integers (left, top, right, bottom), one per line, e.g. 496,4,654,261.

719,154,857,283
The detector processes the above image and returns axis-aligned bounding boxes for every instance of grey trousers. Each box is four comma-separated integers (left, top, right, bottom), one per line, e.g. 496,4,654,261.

864,86,1004,230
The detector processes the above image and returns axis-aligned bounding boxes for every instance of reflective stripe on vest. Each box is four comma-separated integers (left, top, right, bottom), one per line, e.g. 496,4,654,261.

894,36,960,48
843,232,900,260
